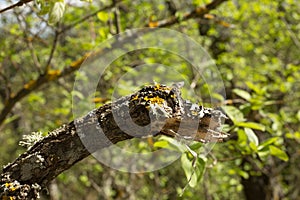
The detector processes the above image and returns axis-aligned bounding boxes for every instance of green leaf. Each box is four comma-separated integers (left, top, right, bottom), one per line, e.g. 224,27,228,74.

189,142,203,151
233,88,251,101
237,128,247,144
269,145,289,162
258,137,279,150
245,81,265,95
211,93,225,101
181,153,206,188
153,140,169,148
97,11,109,22
38,1,53,15
195,155,206,182
157,136,186,152
79,175,91,187
181,153,196,187
237,169,249,179
258,147,269,161
48,1,65,25
249,142,258,152
98,28,107,38
222,105,245,123
3,115,19,125
244,128,259,146
236,122,265,131
71,90,84,100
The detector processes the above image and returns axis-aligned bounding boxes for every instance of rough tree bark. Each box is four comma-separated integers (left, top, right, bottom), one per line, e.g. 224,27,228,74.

0,84,228,199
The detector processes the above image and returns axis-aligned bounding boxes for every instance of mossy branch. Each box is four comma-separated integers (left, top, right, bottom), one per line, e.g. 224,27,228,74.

0,84,228,199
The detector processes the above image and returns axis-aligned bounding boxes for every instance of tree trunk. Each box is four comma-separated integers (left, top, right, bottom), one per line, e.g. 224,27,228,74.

0,84,228,199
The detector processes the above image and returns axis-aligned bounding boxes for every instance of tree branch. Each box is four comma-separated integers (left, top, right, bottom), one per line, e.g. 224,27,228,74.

147,0,228,27
58,0,124,34
0,84,228,199
0,0,32,14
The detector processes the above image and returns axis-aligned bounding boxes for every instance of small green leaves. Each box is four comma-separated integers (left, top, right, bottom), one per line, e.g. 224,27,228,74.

258,137,279,150
236,122,265,131
97,11,110,22
35,0,65,25
222,105,245,123
257,137,289,162
181,153,206,188
269,145,289,162
49,1,65,25
154,135,186,152
153,140,169,148
244,128,259,146
233,88,251,101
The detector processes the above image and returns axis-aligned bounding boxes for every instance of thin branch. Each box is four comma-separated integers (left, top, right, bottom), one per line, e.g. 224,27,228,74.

147,0,228,27
15,9,43,71
58,0,124,34
0,0,32,14
113,0,121,34
44,30,60,73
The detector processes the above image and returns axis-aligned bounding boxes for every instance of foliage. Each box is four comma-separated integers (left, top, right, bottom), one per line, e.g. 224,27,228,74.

0,0,299,199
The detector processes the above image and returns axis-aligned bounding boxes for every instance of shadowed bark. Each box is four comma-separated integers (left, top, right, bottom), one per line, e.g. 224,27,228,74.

0,84,228,199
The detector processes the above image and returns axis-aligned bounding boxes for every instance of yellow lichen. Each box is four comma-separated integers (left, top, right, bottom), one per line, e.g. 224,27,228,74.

144,96,164,105
92,97,107,103
195,6,207,14
24,80,36,90
4,183,11,187
148,21,159,28
9,187,17,192
154,83,161,90
70,52,92,68
47,69,61,80
154,83,171,91
131,95,139,101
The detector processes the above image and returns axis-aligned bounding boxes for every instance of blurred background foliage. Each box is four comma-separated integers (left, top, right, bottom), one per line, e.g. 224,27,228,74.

0,0,299,199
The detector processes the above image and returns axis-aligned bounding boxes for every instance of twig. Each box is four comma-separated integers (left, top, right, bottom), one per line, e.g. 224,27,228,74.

147,0,228,27
0,0,32,14
113,0,121,34
58,0,124,34
44,30,60,73
15,9,43,71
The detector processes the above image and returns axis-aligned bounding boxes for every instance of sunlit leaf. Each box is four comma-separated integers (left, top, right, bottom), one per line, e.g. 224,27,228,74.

244,128,259,146
222,105,245,123
157,136,186,152
97,11,109,22
153,140,169,148
269,145,289,162
233,88,251,101
181,153,206,188
258,137,279,150
236,122,265,131
181,153,197,187
48,1,65,25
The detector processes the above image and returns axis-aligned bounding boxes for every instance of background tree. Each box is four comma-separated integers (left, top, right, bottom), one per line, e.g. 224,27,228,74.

0,0,299,199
